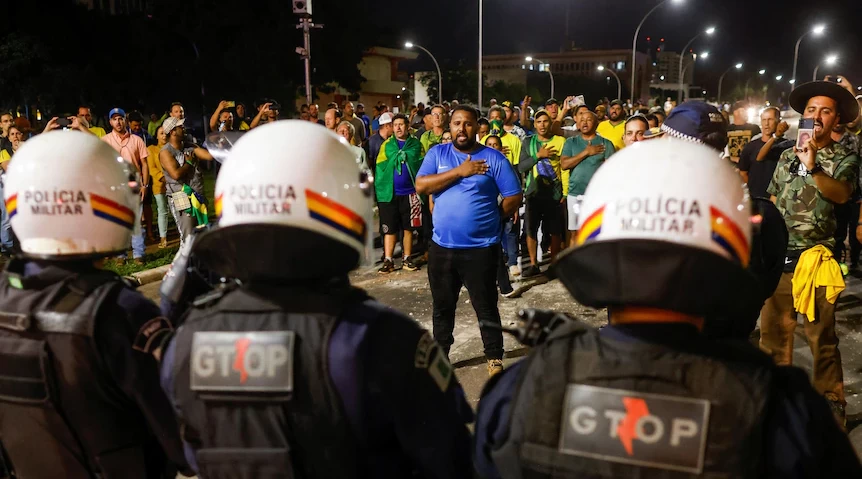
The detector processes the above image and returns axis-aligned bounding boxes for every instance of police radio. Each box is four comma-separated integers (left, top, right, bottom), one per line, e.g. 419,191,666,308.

482,309,576,347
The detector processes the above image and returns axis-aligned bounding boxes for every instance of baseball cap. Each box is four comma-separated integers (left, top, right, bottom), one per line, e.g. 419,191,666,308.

545,98,559,106
162,116,186,134
356,103,365,109
610,99,624,107
643,126,665,139
789,80,860,122
378,112,395,125
502,100,516,110
534,109,552,121
660,101,727,152
108,108,126,119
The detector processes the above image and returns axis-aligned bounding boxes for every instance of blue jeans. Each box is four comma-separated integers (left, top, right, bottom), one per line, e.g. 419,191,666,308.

154,193,169,238
120,204,146,259
502,218,519,267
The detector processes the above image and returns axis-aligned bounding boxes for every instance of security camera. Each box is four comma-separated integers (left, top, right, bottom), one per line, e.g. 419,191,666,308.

293,0,312,15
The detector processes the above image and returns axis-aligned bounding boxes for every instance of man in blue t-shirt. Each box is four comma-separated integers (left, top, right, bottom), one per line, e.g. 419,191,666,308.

416,106,523,377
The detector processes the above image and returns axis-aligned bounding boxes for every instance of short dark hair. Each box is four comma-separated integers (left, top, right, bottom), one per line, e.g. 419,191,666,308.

761,106,781,119
392,113,409,124
646,113,659,124
128,111,144,123
574,104,591,115
170,102,183,109
451,105,479,121
478,117,490,127
485,135,502,146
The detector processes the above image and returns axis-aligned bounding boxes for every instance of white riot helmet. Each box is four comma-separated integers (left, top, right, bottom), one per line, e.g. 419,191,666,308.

192,120,373,281
552,139,760,318
3,131,139,259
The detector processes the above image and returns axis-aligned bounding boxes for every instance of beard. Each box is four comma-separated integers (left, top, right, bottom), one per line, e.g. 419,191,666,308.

454,133,477,151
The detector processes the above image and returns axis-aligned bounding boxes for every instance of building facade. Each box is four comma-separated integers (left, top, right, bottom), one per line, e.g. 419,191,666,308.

483,49,652,100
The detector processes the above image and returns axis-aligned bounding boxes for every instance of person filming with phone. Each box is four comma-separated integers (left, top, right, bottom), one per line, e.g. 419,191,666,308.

761,80,861,426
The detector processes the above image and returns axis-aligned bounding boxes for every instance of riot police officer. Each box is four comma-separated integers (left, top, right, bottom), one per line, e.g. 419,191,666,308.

474,140,862,477
0,132,191,478
158,121,474,478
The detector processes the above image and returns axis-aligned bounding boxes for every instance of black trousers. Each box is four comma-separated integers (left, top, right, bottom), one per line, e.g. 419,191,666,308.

428,242,504,360
833,201,861,265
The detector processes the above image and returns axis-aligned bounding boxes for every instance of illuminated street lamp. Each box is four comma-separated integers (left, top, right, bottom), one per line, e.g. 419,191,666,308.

597,65,622,100
631,0,685,99
813,54,838,81
405,41,442,103
526,56,555,99
678,26,716,102
717,62,743,104
791,24,825,89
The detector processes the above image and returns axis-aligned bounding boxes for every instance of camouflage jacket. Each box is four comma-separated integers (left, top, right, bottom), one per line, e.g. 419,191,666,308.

768,142,860,250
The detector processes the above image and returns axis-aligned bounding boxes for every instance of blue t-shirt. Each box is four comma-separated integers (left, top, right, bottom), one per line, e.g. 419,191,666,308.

417,143,522,249
393,140,416,196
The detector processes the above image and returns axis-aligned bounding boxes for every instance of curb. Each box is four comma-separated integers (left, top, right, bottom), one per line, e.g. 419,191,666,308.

127,264,171,286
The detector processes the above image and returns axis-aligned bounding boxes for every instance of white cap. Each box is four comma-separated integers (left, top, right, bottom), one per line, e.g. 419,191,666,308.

4,131,139,258
378,112,395,125
575,139,750,266
211,120,373,268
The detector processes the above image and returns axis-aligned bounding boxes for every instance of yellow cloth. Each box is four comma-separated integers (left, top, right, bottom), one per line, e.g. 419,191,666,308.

481,133,522,166
791,245,845,322
0,150,10,163
146,145,167,194
596,120,626,151
238,121,250,131
88,126,107,138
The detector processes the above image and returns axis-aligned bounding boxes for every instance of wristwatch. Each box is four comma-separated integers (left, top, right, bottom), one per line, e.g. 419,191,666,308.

809,164,824,175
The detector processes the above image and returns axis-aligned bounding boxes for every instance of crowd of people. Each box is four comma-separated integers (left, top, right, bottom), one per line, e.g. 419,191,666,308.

1,68,862,476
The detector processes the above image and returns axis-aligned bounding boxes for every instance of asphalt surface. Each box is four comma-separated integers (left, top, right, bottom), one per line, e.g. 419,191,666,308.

139,259,862,460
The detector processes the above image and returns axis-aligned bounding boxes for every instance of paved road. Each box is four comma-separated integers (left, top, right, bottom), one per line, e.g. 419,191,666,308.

139,264,862,459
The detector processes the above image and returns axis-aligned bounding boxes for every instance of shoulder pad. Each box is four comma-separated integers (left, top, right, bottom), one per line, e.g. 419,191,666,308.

192,288,229,308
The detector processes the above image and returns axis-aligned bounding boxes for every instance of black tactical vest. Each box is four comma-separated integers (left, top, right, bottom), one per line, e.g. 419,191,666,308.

0,262,163,479
170,283,365,479
491,320,775,478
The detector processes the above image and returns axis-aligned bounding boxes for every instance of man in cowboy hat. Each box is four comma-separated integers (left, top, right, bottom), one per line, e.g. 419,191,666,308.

760,80,861,426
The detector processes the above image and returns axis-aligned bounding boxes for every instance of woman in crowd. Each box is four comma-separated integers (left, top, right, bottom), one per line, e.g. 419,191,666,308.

146,126,170,248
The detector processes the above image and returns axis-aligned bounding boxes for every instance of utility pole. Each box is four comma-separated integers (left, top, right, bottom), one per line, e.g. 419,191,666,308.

294,1,323,106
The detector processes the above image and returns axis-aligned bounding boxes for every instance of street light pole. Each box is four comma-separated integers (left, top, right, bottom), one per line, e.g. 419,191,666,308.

717,63,743,104
813,54,838,82
632,0,678,100
406,42,443,104
791,25,825,89
677,27,714,103
478,0,483,110
598,65,621,100
526,57,555,99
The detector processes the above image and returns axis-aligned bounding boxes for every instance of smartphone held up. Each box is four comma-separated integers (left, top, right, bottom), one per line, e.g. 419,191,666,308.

796,118,814,151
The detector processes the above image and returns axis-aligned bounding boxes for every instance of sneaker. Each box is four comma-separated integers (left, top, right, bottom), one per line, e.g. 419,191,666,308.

839,262,849,277
158,238,168,249
502,288,523,299
509,265,521,277
378,259,396,274
487,359,504,377
403,257,420,271
521,265,541,278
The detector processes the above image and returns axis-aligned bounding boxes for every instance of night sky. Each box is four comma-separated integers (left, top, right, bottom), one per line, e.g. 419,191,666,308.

374,0,861,96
